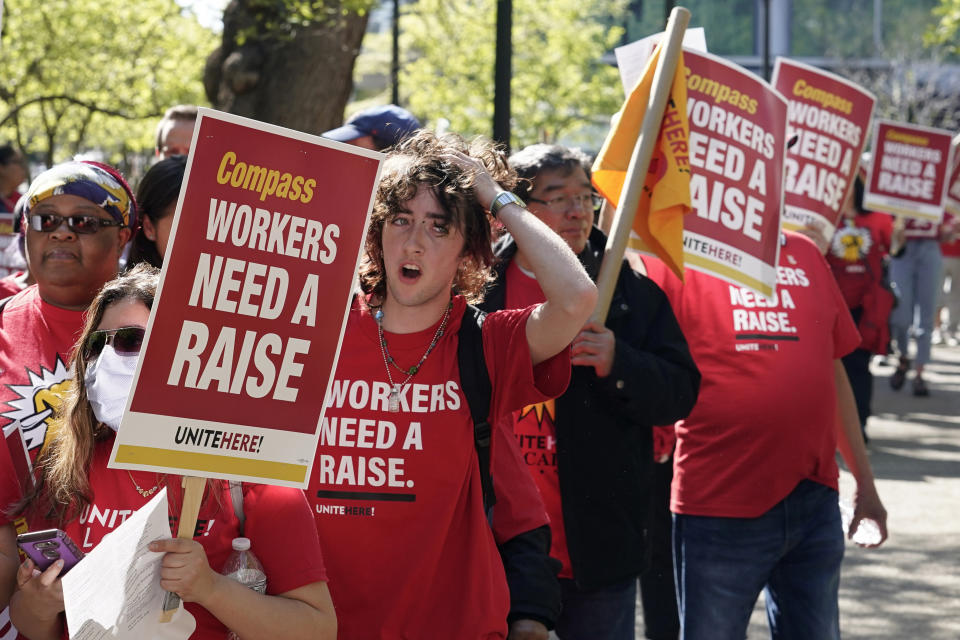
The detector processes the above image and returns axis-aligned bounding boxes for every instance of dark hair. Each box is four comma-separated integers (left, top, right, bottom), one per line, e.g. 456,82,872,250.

508,144,592,202
358,130,516,304
0,143,19,165
128,155,187,267
155,105,199,151
852,175,868,215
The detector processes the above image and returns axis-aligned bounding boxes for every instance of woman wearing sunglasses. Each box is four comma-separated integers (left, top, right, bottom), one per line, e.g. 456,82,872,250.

0,265,336,640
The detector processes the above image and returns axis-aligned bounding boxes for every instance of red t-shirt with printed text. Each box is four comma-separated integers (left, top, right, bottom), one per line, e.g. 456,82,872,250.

0,286,84,458
643,232,861,518
307,295,570,640
501,261,572,578
0,436,327,640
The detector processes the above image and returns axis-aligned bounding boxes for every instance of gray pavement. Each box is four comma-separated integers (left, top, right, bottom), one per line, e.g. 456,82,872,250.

633,344,960,639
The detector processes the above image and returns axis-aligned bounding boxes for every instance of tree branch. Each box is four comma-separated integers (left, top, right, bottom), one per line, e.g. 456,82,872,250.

0,95,160,129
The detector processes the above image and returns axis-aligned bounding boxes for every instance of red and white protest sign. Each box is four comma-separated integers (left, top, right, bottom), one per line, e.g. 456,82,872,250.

772,58,875,246
945,135,960,217
679,50,788,297
863,120,955,222
109,109,382,488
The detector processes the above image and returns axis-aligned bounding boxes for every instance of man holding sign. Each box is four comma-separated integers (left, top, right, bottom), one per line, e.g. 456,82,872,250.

481,144,700,640
643,230,888,640
307,132,597,639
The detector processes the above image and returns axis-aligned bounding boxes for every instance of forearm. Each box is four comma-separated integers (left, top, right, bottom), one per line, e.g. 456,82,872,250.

833,359,875,485
500,204,596,318
9,591,63,640
0,524,17,608
198,577,335,640
497,205,597,363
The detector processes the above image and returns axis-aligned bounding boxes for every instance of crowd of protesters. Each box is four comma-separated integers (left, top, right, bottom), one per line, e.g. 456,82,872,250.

0,94,955,640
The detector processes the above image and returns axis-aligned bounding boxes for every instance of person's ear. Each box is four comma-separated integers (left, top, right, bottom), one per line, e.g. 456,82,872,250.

118,227,132,249
142,216,157,242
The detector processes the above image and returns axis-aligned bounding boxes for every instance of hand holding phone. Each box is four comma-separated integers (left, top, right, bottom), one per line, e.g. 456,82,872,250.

17,529,85,575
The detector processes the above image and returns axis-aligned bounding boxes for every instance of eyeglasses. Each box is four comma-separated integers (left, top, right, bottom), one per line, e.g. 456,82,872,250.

84,327,145,361
29,213,124,235
528,193,600,213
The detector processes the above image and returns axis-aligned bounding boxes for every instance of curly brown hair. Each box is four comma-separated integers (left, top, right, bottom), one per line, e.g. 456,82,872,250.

358,130,517,304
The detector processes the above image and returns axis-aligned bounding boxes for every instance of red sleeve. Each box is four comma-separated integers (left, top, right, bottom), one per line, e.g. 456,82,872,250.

481,305,571,424
652,424,677,461
807,241,861,358
243,485,327,594
489,417,549,543
0,444,22,526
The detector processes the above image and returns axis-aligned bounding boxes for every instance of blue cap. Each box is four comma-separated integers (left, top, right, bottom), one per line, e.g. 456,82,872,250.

322,105,421,150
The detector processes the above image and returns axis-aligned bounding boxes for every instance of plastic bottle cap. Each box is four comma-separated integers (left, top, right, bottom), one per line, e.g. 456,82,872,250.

231,537,251,551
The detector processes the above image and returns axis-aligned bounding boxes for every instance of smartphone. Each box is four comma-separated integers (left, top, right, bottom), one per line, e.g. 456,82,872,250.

16,529,85,575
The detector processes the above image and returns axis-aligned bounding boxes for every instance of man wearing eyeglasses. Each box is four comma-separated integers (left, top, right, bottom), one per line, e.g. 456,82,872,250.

0,161,134,458
479,144,700,640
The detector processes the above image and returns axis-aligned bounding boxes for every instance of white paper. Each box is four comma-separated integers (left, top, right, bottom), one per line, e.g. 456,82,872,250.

62,488,196,639
614,27,708,96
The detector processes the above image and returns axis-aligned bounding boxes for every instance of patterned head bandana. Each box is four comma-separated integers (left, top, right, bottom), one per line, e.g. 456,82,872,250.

24,161,136,229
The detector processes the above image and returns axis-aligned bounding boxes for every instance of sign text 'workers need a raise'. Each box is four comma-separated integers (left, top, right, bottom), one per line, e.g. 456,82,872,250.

111,110,382,487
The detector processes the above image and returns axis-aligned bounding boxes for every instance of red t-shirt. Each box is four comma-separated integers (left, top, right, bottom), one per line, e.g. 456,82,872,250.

0,286,85,457
307,295,570,640
1,436,327,640
826,212,893,309
501,261,572,578
642,232,861,518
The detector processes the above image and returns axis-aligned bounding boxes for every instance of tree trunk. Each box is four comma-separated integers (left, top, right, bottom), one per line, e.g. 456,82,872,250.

205,0,370,135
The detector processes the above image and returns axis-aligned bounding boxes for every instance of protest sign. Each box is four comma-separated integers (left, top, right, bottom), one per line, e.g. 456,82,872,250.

863,120,955,222
109,109,382,488
615,27,707,97
945,135,960,217
772,58,875,247
630,50,786,297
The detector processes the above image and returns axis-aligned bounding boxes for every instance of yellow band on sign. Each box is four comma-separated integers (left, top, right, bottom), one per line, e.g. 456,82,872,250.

114,445,307,483
684,253,774,297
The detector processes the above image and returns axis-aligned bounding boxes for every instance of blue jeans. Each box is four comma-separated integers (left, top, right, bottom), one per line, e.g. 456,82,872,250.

555,577,637,640
673,480,844,640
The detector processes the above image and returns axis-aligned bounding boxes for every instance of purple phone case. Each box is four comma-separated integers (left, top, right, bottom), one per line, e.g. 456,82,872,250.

17,529,85,574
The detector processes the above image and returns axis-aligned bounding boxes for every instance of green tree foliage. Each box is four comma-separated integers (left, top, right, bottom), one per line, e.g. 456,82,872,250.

926,0,960,53
400,0,627,149
0,0,215,167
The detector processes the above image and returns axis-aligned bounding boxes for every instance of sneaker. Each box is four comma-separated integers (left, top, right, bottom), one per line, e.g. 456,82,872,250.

913,376,930,397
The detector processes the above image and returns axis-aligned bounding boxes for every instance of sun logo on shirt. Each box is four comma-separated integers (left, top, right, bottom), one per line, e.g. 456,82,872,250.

2,357,71,453
830,226,872,263
519,399,556,429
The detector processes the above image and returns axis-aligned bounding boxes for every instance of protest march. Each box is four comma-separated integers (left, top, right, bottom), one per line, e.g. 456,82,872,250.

2,4,959,640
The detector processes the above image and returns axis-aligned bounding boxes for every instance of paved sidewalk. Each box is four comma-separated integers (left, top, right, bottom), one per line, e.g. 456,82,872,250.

634,344,960,639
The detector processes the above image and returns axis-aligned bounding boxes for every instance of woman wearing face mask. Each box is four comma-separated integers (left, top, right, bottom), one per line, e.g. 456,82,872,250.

0,264,336,640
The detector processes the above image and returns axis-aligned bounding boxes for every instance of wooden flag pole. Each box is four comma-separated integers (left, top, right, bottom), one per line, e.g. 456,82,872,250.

159,475,206,623
590,6,691,325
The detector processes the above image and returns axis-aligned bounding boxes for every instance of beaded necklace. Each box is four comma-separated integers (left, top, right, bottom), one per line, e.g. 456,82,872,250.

375,301,452,412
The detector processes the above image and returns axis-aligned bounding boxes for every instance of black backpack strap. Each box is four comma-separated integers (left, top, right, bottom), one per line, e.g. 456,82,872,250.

458,303,496,511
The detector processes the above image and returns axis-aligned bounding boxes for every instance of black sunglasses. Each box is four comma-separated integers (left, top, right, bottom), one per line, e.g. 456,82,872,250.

84,327,145,361
29,213,124,235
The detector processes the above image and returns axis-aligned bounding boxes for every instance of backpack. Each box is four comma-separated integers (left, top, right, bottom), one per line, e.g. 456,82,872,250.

457,303,496,511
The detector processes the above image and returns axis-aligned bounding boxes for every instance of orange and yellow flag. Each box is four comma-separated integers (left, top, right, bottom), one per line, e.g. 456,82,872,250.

592,46,691,279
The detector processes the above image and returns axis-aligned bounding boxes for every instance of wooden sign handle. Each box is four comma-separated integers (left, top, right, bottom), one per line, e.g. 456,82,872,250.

591,6,691,325
159,476,206,623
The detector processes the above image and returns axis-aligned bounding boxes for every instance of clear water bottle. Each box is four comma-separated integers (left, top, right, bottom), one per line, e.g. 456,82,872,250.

222,537,267,640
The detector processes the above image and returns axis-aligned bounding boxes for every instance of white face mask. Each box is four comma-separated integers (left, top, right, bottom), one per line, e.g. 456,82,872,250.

85,345,138,432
